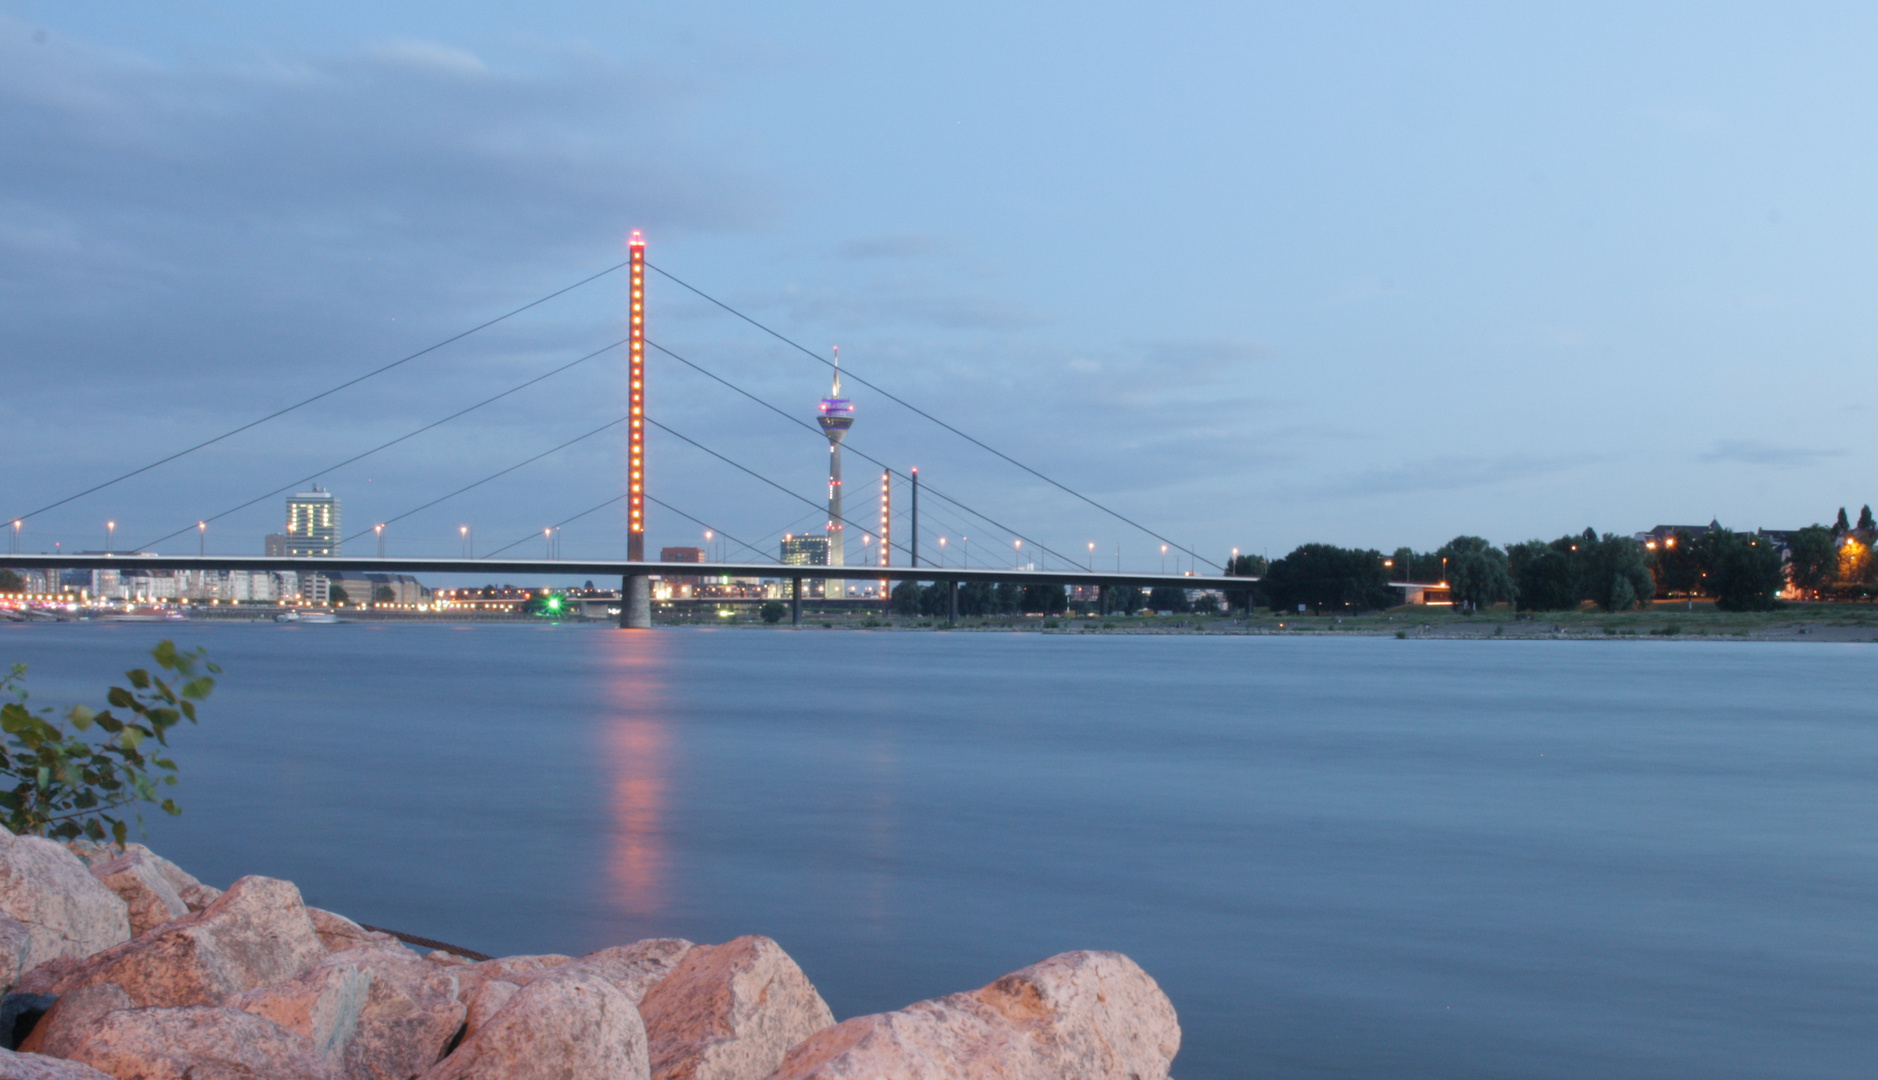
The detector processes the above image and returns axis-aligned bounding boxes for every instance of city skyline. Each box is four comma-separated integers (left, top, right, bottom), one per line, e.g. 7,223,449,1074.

3,5,1875,569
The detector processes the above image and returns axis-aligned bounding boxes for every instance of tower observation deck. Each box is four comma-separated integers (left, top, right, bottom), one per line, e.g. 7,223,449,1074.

817,348,854,569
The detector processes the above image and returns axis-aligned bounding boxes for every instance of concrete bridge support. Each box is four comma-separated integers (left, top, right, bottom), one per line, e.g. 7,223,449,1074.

1098,583,1109,617
948,579,958,626
620,574,652,629
791,577,802,626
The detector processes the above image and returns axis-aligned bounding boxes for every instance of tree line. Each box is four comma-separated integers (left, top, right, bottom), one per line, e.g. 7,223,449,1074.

1235,512,1878,615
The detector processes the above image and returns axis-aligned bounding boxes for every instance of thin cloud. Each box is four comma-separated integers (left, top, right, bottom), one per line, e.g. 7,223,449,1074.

1700,439,1841,469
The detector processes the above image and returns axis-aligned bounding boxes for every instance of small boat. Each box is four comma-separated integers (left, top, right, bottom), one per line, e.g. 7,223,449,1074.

276,610,340,624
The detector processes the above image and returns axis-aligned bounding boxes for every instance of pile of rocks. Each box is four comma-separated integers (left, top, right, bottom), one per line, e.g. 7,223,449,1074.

0,826,1181,1079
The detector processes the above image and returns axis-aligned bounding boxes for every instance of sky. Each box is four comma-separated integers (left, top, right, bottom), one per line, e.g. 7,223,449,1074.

3,2,1875,572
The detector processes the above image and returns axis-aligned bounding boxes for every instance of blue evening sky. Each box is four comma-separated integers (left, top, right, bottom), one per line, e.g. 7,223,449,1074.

2,2,1871,570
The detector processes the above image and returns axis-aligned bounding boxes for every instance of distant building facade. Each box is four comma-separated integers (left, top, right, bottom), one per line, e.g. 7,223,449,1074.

285,487,340,557
780,534,830,598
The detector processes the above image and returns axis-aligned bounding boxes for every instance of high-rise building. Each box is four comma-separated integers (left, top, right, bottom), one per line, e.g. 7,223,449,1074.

264,534,287,557
780,533,830,598
817,349,853,568
284,486,340,557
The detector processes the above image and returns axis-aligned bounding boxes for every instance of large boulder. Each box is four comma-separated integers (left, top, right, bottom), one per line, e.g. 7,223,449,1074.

88,849,189,937
20,876,323,1007
227,959,372,1070
306,908,398,955
17,982,134,1058
57,1004,332,1080
0,1047,117,1080
0,829,130,972
0,918,35,994
560,939,692,1003
422,966,645,1080
765,951,1180,1080
639,936,833,1080
326,945,470,1080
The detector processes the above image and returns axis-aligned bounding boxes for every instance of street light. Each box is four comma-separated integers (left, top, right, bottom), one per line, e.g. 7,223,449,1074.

704,530,714,562
375,523,385,558
1088,541,1096,571
198,521,206,556
1161,543,1168,574
106,521,115,555
1014,538,1023,568
460,525,469,558
938,537,946,567
9,520,17,556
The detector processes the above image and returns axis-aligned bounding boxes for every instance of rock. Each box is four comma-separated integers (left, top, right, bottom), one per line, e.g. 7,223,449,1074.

177,884,222,913
89,849,189,937
639,936,833,1080
58,841,116,869
60,1004,331,1080
423,967,645,1080
0,919,34,996
461,979,517,1039
0,829,130,971
461,953,570,986
17,983,133,1058
227,960,371,1069
307,908,398,954
330,945,470,1080
765,951,1179,1080
0,1047,117,1080
559,938,692,1003
27,875,324,1007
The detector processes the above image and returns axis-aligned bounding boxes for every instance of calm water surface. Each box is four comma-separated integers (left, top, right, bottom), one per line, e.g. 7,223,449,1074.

4,623,1874,1079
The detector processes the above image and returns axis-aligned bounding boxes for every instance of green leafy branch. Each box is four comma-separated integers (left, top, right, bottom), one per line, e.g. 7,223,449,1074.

0,640,220,846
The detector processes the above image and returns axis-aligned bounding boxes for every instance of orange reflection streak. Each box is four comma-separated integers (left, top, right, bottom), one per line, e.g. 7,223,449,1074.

602,634,673,917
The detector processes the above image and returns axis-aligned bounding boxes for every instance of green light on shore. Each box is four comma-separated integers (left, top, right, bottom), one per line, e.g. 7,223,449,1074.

547,596,562,611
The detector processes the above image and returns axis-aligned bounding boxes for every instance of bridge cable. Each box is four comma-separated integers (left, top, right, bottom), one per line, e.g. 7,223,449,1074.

481,493,774,566
6,260,629,530
132,339,627,552
647,339,1085,572
647,263,1219,571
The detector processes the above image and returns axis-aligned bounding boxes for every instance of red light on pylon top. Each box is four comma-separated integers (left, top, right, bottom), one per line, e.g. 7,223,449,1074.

629,230,644,248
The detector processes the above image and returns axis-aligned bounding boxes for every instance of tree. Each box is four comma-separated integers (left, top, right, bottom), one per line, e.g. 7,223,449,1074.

1388,547,1443,583
0,570,21,594
993,583,1023,615
759,601,786,624
1146,585,1190,613
1263,545,1393,613
372,585,396,603
1836,535,1872,598
1697,528,1783,611
1861,506,1876,533
1508,540,1578,611
1582,531,1653,612
327,584,350,605
1108,585,1143,614
1650,529,1703,597
1223,553,1269,612
1834,508,1851,535
1020,583,1066,614
1785,525,1837,597
0,641,218,845
1435,536,1515,611
957,582,996,616
890,581,922,616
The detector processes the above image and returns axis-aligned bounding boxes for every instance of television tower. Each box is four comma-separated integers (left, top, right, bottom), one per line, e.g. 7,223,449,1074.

818,348,854,568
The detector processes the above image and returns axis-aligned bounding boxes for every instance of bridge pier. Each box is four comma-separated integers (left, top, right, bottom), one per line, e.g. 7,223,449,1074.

791,577,802,626
1098,583,1108,617
620,574,652,629
947,579,958,626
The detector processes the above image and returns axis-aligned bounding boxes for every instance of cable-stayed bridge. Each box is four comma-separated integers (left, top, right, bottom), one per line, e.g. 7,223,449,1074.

4,234,1252,628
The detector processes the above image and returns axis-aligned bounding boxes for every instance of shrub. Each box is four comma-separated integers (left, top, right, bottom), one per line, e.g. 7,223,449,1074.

0,641,218,845
759,601,786,624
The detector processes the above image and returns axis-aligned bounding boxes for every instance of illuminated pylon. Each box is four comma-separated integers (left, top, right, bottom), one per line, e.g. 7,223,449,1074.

628,231,646,561
878,470,891,568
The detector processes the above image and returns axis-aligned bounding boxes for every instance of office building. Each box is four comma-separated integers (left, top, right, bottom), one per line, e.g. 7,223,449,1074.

285,486,340,557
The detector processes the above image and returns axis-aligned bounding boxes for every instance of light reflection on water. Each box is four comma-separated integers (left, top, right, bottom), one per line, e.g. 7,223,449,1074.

602,633,671,918
2,623,1874,1080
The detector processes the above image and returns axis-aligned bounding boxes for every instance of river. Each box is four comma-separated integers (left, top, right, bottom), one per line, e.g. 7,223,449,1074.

3,623,1873,1079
